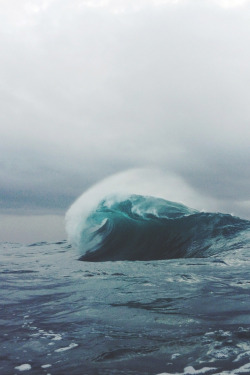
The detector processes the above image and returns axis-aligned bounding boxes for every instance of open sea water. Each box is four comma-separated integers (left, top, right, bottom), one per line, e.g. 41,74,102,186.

1,239,250,375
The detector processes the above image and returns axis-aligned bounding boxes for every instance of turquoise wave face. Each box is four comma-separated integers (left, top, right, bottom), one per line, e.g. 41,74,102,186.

73,195,250,261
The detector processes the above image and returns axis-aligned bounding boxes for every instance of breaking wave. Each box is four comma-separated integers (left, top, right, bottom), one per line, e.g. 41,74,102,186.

66,194,250,261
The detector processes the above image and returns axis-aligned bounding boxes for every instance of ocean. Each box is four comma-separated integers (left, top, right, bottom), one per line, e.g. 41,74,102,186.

1,194,250,375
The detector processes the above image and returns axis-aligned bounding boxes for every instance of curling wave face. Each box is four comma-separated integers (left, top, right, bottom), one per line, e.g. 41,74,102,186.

66,194,250,261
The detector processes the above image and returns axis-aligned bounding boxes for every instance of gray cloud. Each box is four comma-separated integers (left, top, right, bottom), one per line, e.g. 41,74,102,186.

1,0,250,231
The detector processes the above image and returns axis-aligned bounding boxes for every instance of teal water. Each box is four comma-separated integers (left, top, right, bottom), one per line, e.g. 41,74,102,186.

67,195,250,261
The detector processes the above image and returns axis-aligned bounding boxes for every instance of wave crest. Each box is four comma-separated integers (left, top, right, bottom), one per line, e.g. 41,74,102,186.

66,194,250,261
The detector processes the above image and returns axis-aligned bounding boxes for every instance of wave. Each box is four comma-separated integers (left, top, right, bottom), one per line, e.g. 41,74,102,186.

66,194,250,261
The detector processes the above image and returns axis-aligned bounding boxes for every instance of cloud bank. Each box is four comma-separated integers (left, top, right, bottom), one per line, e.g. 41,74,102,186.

1,0,250,231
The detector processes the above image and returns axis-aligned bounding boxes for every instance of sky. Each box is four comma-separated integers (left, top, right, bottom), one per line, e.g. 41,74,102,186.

1,0,250,242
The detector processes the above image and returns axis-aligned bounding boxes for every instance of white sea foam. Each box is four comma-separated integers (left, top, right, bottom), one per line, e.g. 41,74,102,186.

54,343,78,352
184,367,217,375
234,351,250,362
41,364,51,369
157,366,217,375
213,362,250,374
14,364,32,371
30,329,62,341
157,362,250,375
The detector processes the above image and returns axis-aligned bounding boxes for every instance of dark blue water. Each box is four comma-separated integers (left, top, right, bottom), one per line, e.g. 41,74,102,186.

1,239,250,374
1,195,250,374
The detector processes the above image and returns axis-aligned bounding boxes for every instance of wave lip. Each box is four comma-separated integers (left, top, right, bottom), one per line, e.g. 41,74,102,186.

66,194,250,262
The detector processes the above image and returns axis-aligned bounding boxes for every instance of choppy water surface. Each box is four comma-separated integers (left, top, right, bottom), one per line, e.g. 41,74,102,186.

1,241,250,375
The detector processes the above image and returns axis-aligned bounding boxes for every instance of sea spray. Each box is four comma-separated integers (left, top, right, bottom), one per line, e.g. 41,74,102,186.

66,169,219,257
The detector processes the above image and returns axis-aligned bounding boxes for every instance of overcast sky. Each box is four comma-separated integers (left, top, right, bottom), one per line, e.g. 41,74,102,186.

1,0,250,242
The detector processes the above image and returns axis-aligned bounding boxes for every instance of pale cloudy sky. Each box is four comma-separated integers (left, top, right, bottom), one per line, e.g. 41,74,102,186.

1,0,250,242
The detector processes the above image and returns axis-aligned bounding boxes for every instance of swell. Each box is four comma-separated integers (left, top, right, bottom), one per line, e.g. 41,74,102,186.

80,211,250,261
68,195,250,262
